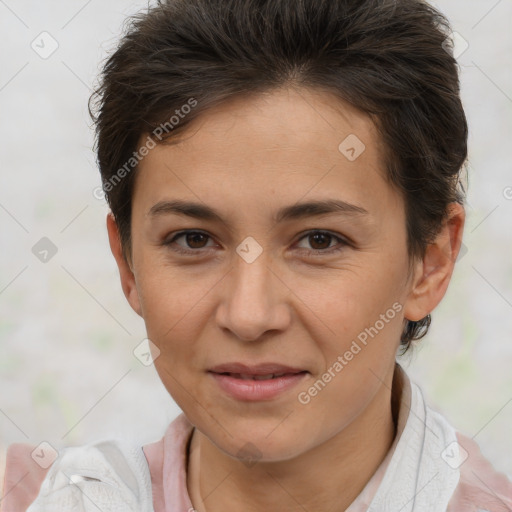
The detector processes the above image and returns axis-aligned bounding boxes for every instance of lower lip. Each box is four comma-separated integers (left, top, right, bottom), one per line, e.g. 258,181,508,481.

209,371,308,401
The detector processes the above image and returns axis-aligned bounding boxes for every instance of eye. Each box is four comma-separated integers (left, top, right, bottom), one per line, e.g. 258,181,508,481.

164,230,216,255
294,230,349,256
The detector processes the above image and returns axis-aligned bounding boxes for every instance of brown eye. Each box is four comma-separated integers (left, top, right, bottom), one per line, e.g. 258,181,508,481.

184,232,209,248
295,230,348,256
164,230,216,255
308,232,333,250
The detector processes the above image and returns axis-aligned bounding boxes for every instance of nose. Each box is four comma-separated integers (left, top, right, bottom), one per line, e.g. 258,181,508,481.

215,249,291,342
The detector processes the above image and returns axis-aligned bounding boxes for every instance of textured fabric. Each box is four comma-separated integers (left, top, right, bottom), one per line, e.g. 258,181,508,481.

3,363,512,511
367,379,460,511
19,440,153,512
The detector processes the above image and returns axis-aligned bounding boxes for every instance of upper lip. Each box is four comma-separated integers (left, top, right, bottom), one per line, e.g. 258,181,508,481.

209,363,307,376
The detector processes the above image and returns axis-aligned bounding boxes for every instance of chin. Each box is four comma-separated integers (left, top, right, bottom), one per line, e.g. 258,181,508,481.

202,416,312,464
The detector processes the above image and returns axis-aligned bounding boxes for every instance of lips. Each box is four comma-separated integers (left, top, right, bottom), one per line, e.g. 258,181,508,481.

222,372,298,380
209,364,309,401
209,362,307,378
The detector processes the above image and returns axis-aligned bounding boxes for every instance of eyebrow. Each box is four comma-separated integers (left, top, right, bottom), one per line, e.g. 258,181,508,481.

148,199,369,224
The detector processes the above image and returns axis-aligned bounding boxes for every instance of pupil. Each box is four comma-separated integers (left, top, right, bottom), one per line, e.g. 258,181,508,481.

188,233,206,248
311,233,330,250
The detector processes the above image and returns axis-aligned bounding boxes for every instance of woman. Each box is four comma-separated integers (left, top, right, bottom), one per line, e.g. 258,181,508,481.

2,0,511,510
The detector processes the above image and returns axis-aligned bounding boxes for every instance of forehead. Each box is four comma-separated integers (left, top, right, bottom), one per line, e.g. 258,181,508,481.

133,86,399,222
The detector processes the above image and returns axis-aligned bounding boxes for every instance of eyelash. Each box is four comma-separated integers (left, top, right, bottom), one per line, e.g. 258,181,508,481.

163,230,350,257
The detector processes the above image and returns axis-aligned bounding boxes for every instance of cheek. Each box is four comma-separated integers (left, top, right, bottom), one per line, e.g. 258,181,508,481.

295,269,397,335
292,271,405,384
136,259,213,336
136,281,204,397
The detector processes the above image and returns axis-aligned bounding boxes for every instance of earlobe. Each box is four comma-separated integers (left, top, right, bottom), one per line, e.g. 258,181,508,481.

106,213,143,317
403,202,466,322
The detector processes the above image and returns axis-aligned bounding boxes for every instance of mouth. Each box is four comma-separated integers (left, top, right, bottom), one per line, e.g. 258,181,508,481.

208,363,309,401
213,371,308,380
209,362,308,376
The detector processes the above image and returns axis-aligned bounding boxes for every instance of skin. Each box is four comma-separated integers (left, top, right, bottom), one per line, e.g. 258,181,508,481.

107,86,465,512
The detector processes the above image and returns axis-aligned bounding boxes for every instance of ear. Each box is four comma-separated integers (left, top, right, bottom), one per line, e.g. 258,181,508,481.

106,212,143,317
403,202,466,322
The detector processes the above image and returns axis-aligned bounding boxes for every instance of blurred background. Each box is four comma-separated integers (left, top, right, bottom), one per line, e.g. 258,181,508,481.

1,0,511,484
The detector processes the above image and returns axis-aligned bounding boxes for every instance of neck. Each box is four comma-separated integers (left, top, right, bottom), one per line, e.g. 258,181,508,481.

188,365,400,512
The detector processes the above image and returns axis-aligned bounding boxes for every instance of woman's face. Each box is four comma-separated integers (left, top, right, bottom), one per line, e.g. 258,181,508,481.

122,87,421,461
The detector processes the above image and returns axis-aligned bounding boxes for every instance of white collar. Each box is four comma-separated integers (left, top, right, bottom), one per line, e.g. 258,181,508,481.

362,363,462,511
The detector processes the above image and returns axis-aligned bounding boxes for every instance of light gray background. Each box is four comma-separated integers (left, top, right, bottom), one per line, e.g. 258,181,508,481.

1,0,511,479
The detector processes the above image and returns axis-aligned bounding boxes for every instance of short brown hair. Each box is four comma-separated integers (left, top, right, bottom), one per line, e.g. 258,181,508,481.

89,0,468,353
